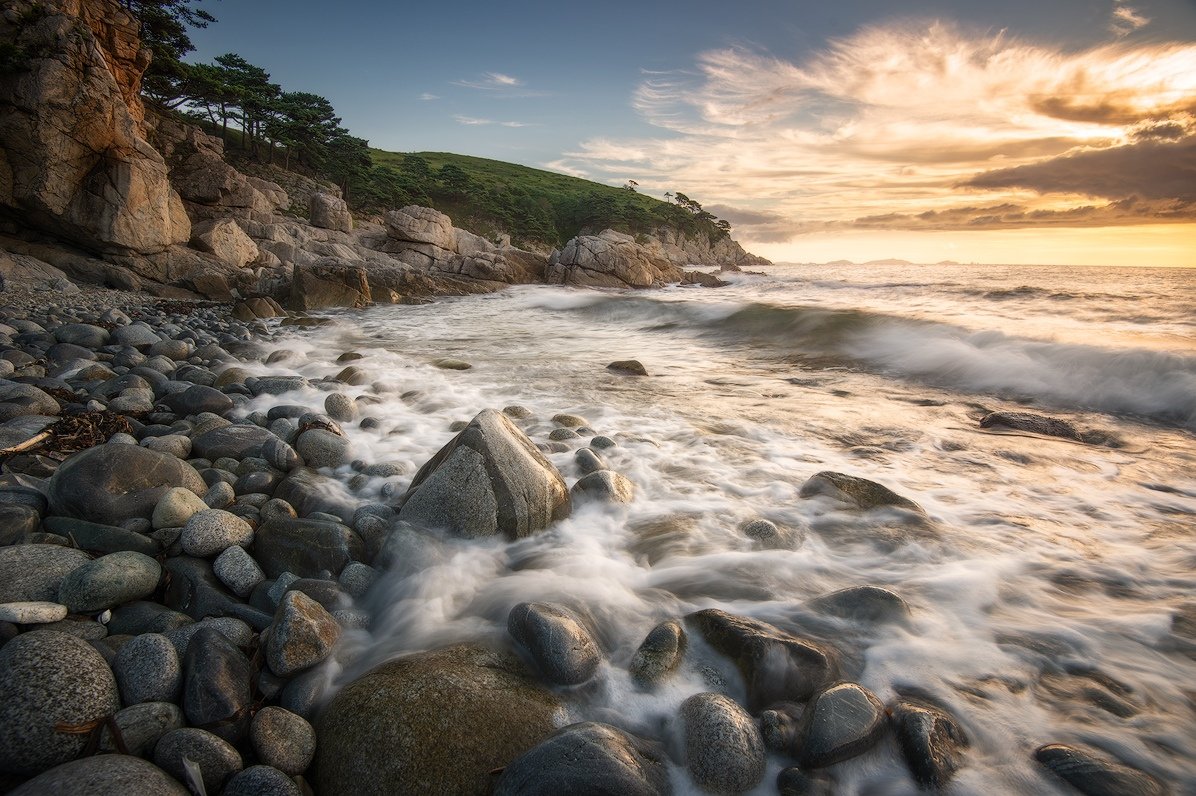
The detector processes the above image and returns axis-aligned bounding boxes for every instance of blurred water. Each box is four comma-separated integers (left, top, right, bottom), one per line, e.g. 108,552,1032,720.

245,263,1196,794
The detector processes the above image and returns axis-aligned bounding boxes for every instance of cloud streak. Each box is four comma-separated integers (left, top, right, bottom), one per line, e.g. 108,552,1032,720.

453,115,535,128
556,21,1196,245
450,71,547,98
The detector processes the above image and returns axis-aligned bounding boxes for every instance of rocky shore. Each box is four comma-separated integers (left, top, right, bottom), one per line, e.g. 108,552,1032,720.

0,285,1172,795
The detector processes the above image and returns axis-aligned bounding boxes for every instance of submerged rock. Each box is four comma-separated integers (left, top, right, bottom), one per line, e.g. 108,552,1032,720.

607,359,649,376
796,682,887,768
1035,743,1167,796
799,471,925,515
316,643,562,795
495,721,672,796
571,470,635,504
808,585,910,624
629,619,687,689
680,692,765,793
398,409,571,540
686,609,839,710
980,411,1085,442
891,698,969,789
508,601,601,686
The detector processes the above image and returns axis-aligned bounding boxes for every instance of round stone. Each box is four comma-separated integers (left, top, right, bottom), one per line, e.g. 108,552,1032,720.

431,358,471,370
182,509,254,557
0,544,92,602
0,601,69,624
46,444,207,525
571,470,635,504
0,630,121,775
797,682,887,768
680,692,765,793
57,551,162,613
99,701,185,756
154,727,243,794
296,429,351,469
324,393,358,423
153,486,209,529
204,480,237,509
113,632,181,705
9,753,187,795
508,602,601,686
213,544,266,597
574,447,607,475
224,766,302,796
251,706,317,775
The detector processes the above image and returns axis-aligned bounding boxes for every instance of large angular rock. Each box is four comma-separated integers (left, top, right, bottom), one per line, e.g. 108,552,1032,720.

316,643,562,796
290,260,371,310
266,590,341,677
546,229,684,289
183,627,253,744
385,205,455,249
0,630,121,775
494,722,672,796
47,443,207,524
0,0,190,254
687,609,839,710
398,409,570,540
310,191,352,232
190,218,259,268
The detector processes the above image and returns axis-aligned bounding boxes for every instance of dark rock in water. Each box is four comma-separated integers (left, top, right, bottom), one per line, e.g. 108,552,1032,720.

680,692,765,793
47,444,207,524
686,608,839,710
760,703,804,752
495,721,672,796
0,543,91,602
0,630,121,775
797,682,886,768
154,727,243,795
777,767,833,796
799,471,925,514
398,409,570,540
9,754,188,795
192,423,277,461
1035,743,1167,796
808,585,910,624
608,360,649,376
224,765,303,796
508,601,601,686
980,411,1085,442
574,447,607,475
316,643,562,796
162,384,233,416
572,470,636,504
183,627,253,744
891,698,969,789
253,517,365,579
273,468,356,524
739,518,801,549
630,619,687,689
267,591,341,677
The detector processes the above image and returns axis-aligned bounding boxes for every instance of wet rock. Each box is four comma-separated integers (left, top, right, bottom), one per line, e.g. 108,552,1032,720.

99,701,185,756
9,754,188,795
808,585,911,624
267,590,341,677
508,601,601,686
224,765,303,796
273,468,356,523
891,698,969,789
796,682,886,768
337,561,377,599
251,706,316,775
47,444,207,524
1035,744,1167,796
630,619,687,689
739,518,801,549
252,517,364,579
163,384,233,416
0,630,121,775
680,692,765,793
777,767,833,796
687,609,839,710
213,544,266,597
760,703,804,752
57,550,162,613
574,447,607,475
799,471,925,515
0,544,91,602
980,411,1085,442
154,727,243,794
324,392,357,423
571,470,635,504
495,721,672,796
608,360,649,376
0,601,68,624
316,643,562,796
183,627,253,744
163,556,272,630
182,508,254,557
192,423,277,460
114,632,181,705
432,357,472,370
548,427,580,441
296,428,351,468
141,433,193,459
398,409,570,540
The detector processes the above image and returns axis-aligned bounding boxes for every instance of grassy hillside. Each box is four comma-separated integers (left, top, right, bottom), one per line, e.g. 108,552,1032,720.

366,149,729,249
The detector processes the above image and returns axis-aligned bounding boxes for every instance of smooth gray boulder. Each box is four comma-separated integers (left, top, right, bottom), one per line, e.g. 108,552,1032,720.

251,706,316,775
630,619,687,689
10,754,188,795
98,701,185,756
0,544,91,602
398,409,570,539
508,602,601,686
494,722,672,796
154,727,243,794
47,444,207,524
680,692,765,793
192,424,277,461
795,682,887,768
113,633,181,705
0,630,121,775
316,643,561,796
224,765,303,796
57,550,162,613
252,517,364,579
0,381,60,421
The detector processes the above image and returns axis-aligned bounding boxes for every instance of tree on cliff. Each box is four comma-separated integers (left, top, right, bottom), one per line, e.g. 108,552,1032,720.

121,0,215,106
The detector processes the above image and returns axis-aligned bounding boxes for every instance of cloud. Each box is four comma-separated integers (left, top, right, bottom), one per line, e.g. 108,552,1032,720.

555,21,1196,244
1111,2,1151,37
450,71,546,97
418,93,440,101
453,115,535,128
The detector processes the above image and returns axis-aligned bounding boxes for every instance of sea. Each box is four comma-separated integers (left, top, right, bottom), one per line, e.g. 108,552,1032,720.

252,262,1196,794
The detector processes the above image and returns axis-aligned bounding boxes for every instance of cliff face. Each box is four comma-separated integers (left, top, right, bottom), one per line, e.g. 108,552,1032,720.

644,226,770,269
0,0,189,254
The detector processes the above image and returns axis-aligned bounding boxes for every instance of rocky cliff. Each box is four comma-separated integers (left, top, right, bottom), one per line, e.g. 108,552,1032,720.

0,0,766,307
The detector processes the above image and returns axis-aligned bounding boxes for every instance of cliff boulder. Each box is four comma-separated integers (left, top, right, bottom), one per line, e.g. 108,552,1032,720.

546,229,685,288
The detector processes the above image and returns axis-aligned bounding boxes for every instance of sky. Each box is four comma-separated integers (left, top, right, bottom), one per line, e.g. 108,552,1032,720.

190,0,1196,266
